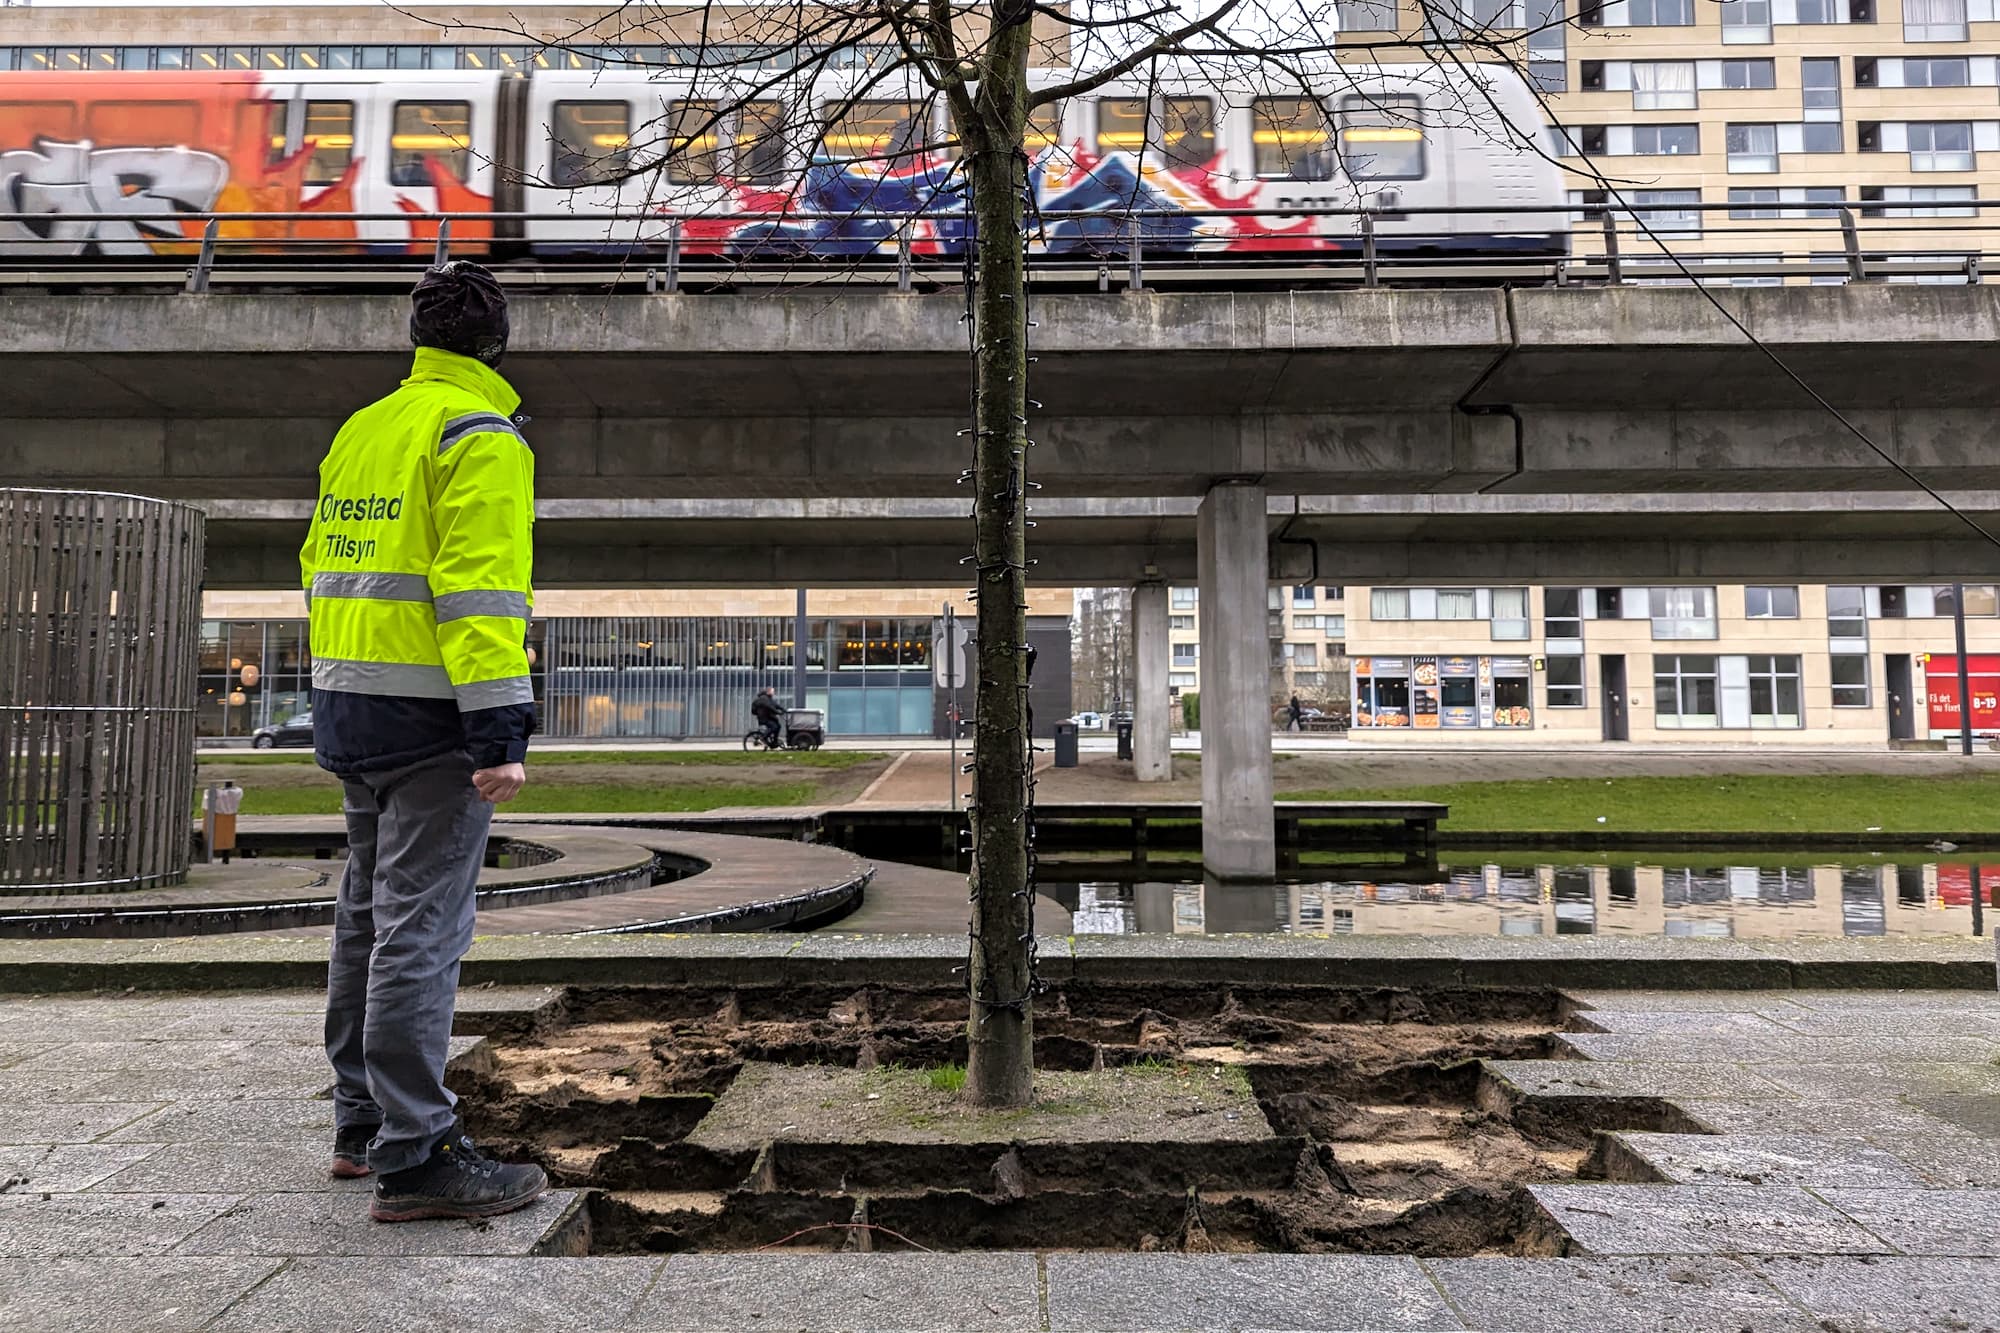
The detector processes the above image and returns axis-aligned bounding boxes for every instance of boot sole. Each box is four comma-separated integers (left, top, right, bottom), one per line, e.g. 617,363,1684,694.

369,1184,546,1223
330,1158,371,1179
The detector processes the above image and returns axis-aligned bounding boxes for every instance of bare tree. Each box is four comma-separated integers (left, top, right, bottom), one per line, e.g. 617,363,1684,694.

421,0,1567,1107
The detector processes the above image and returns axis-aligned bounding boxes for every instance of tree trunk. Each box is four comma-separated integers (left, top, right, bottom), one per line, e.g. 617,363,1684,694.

962,19,1036,1109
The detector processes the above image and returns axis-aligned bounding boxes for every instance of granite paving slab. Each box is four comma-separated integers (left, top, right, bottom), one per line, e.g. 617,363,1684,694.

1676,1098,1984,1139
0,1256,283,1333
1557,1032,2000,1063
170,1188,585,1257
1908,1092,2000,1137
1563,1010,1803,1036
1604,1133,1931,1189
1815,1188,2000,1257
0,1143,163,1192
1775,990,2000,1011
63,1064,332,1102
1483,1059,1794,1100
0,1067,143,1101
0,1101,164,1145
211,1256,665,1333
1752,1061,2000,1100
1044,1253,1461,1332
0,1191,241,1257
1752,1255,2000,1332
104,1098,337,1145
1755,1008,2000,1038
86,1142,369,1195
9,1039,299,1073
1561,990,1814,1013
631,1253,1043,1332
0,1042,59,1069
1422,1257,1819,1333
1875,1135,2000,1187
1528,1184,1896,1256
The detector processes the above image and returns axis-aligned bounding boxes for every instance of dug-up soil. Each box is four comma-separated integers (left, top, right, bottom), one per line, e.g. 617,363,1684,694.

455,985,1664,1256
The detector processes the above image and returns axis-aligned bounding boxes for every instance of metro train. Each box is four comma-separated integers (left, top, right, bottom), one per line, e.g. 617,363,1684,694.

0,62,1568,261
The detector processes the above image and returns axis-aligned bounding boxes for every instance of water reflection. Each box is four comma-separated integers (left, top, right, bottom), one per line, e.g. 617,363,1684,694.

1056,856,1997,938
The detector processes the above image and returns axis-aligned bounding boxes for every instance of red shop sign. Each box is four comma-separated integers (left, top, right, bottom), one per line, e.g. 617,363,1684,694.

1924,654,2000,731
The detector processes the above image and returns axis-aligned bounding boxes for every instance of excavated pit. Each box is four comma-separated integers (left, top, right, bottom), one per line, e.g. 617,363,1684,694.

456,984,1693,1256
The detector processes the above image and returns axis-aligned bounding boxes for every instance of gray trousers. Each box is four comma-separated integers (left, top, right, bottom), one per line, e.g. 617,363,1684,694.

324,749,492,1175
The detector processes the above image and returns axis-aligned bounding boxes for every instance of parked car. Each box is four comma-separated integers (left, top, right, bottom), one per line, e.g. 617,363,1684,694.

1071,711,1105,730
251,711,314,749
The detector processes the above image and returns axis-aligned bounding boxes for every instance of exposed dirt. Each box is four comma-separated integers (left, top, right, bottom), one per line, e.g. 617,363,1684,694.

458,983,1650,1257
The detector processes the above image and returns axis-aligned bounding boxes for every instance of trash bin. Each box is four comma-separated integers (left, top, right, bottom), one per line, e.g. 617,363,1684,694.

1053,721,1079,768
1115,720,1134,760
202,780,243,865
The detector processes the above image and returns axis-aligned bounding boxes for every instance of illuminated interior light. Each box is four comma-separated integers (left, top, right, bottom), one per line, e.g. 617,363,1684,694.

1343,128,1424,142
299,51,320,68
464,52,484,68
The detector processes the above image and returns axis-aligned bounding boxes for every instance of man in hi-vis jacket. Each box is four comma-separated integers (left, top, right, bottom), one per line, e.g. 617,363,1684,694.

301,261,546,1222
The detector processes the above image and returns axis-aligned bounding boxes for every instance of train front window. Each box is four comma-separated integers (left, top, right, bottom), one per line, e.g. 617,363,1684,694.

1096,98,1147,157
1252,96,1334,179
663,101,720,185
303,101,354,185
550,101,630,187
732,100,787,183
1160,96,1215,170
1338,94,1425,180
391,101,472,186
820,100,929,164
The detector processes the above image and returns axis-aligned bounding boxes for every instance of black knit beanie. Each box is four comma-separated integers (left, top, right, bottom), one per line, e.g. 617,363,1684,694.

410,261,510,367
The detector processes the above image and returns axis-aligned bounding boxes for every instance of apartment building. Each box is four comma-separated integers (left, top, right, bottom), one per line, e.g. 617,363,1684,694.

1346,581,2000,743
1160,585,1351,712
1339,0,1998,267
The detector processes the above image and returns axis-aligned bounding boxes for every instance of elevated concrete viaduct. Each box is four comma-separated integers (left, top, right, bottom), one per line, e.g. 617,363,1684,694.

9,283,2000,877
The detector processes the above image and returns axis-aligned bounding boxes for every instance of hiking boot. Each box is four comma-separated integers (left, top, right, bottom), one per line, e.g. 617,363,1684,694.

370,1131,547,1223
331,1123,377,1179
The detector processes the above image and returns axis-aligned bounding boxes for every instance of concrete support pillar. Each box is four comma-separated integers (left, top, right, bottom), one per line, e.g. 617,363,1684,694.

1131,581,1172,782
1197,481,1275,881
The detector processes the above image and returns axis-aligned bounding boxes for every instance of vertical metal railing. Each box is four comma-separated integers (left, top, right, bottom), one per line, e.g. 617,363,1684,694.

0,490,204,892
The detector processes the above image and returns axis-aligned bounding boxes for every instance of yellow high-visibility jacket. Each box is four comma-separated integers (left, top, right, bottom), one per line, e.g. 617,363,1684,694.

299,346,536,774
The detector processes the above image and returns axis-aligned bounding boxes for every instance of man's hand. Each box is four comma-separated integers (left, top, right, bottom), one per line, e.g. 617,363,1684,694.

472,762,527,804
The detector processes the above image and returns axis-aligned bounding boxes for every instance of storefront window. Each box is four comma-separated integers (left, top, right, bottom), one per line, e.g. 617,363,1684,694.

1831,654,1870,706
1546,655,1585,707
836,620,867,669
1747,653,1802,727
1489,658,1533,727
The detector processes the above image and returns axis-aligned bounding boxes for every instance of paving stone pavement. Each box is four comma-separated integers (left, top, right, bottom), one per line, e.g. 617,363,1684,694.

0,985,1997,1330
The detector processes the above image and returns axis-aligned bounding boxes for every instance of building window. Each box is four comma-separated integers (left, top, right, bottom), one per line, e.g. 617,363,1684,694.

1744,586,1800,618
1630,0,1695,24
1801,123,1844,153
1795,0,1837,20
1437,588,1479,620
1720,59,1776,89
1730,188,1781,219
1335,0,1400,27
1169,615,1194,631
1371,589,1411,620
1545,588,1583,640
1827,585,1868,639
1723,0,1772,41
1904,0,1968,42
1933,584,1999,616
1909,122,1974,172
1491,587,1531,640
1546,655,1586,707
1797,186,1846,217
1171,587,1197,610
1291,643,1320,668
1747,654,1804,728
1896,186,1977,217
1627,190,1704,234
1633,124,1700,155
1633,61,1697,109
1292,585,1315,607
1654,655,1720,728
1326,615,1347,637
1171,642,1198,667
1322,586,1344,602
1170,671,1198,689
1830,654,1870,706
1725,124,1778,172
1903,57,1969,87
1650,587,1718,639
1801,58,1841,116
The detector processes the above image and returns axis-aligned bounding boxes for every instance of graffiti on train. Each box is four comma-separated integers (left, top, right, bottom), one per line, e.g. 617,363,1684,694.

1,139,228,255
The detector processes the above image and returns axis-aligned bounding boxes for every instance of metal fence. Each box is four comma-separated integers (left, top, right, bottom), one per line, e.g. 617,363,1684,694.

7,200,2000,291
0,490,204,892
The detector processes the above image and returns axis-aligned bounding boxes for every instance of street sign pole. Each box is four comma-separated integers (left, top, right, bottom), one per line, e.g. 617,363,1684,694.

1954,582,1973,756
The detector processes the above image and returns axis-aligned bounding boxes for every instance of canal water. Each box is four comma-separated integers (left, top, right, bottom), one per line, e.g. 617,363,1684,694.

1036,852,1997,938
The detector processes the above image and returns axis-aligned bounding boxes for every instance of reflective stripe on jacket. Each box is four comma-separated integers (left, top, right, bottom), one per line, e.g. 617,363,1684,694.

300,346,537,774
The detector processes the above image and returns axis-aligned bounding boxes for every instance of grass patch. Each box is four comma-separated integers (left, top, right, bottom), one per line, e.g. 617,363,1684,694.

202,748,881,770
923,1064,968,1094
1277,773,2000,835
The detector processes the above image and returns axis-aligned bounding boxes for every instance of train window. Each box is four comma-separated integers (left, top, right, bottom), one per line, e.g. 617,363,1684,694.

1026,102,1066,157
733,101,787,183
86,100,201,149
820,100,932,164
303,101,354,185
1251,97,1334,179
1160,97,1215,170
392,101,473,186
663,101,721,185
0,101,79,140
1096,98,1147,157
1338,94,1425,180
240,101,287,169
551,101,631,187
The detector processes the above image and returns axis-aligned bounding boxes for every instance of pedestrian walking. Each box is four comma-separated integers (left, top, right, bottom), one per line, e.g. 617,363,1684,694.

1287,694,1305,732
303,261,547,1222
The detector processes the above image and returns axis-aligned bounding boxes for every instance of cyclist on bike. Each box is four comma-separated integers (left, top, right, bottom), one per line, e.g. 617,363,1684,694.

751,688,785,748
